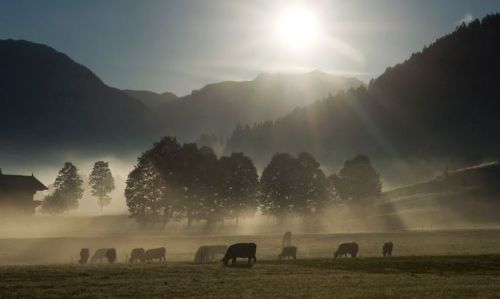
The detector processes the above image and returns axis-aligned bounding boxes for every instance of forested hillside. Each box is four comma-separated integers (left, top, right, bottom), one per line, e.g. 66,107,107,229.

227,14,500,182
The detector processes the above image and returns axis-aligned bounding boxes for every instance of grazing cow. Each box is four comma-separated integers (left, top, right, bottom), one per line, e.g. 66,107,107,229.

79,248,89,265
90,248,117,263
129,248,145,263
278,246,297,260
383,242,394,257
194,245,227,264
143,247,166,263
282,231,292,248
222,243,257,266
106,248,117,264
334,242,359,258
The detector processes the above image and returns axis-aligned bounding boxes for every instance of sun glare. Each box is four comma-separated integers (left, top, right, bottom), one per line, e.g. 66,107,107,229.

274,5,320,52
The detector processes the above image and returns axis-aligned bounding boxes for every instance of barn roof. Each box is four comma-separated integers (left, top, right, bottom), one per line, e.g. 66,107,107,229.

0,171,48,191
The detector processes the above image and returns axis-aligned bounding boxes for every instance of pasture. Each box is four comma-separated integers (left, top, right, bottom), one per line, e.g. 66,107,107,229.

1,230,500,297
1,256,500,298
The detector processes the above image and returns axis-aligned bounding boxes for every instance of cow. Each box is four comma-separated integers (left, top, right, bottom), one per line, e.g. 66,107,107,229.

282,231,292,248
383,242,394,257
90,248,117,264
334,242,359,258
222,243,257,266
79,248,89,265
129,248,145,263
278,246,297,260
143,247,166,263
194,245,227,264
106,248,117,264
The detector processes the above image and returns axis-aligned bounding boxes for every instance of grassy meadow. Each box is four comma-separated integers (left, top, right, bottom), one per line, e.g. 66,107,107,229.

1,255,500,298
0,229,500,297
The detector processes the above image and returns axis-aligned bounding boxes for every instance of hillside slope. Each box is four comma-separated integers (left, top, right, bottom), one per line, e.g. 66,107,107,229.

123,89,177,108
0,39,154,153
227,14,500,177
155,71,365,140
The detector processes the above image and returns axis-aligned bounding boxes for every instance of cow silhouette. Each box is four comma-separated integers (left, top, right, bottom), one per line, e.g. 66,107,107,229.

106,248,117,264
90,248,117,264
129,248,145,263
383,242,394,257
79,248,89,265
194,245,227,263
143,247,166,263
334,242,359,258
278,246,297,260
222,243,257,266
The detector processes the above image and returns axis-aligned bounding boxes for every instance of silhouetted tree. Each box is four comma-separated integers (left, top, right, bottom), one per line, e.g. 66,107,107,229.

143,136,184,226
197,146,223,227
260,153,298,221
125,158,173,227
89,161,115,211
260,152,330,222
41,162,83,214
335,155,381,201
218,152,259,225
296,152,329,216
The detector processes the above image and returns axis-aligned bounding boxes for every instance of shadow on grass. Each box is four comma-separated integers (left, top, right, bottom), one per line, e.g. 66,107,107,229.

260,255,500,274
223,263,255,269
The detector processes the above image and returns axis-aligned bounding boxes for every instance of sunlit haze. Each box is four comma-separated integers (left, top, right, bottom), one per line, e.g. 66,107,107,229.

273,5,321,52
1,1,500,297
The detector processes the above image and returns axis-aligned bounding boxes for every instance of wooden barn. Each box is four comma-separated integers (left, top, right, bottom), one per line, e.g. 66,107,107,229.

0,169,48,214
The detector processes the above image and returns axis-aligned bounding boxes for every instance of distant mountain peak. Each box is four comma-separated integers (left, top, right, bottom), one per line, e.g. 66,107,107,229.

123,89,177,108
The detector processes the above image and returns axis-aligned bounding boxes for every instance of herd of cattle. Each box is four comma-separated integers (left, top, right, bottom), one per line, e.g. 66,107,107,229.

77,232,394,266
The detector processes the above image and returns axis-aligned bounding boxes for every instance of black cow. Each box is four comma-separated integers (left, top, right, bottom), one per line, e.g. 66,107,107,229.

222,243,257,266
79,248,89,265
129,248,145,263
143,247,166,263
278,246,297,260
334,242,359,258
383,242,393,257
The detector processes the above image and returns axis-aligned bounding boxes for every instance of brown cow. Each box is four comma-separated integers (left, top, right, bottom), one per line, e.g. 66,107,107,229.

129,248,145,263
90,248,116,264
143,247,166,263
334,242,359,258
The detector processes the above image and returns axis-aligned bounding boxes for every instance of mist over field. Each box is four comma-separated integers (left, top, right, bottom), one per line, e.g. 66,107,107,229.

1,1,500,297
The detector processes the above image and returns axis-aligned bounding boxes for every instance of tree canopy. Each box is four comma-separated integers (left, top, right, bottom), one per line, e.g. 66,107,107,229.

41,162,83,214
334,155,381,201
89,161,115,211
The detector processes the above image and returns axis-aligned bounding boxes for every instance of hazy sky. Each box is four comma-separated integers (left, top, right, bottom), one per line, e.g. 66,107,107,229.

1,0,499,95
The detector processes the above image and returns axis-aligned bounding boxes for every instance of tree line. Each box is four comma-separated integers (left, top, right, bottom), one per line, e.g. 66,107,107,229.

125,136,382,227
41,161,115,214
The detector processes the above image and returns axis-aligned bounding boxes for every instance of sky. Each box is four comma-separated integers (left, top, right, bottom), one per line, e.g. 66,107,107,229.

0,0,499,96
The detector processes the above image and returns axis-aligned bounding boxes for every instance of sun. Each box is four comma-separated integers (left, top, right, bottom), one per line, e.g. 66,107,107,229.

274,5,320,52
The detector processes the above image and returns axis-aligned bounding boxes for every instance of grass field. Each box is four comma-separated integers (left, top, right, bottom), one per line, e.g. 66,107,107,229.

1,230,500,298
1,255,500,298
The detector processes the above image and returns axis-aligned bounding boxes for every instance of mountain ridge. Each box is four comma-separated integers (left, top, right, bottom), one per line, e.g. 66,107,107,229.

153,70,365,140
226,14,500,184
